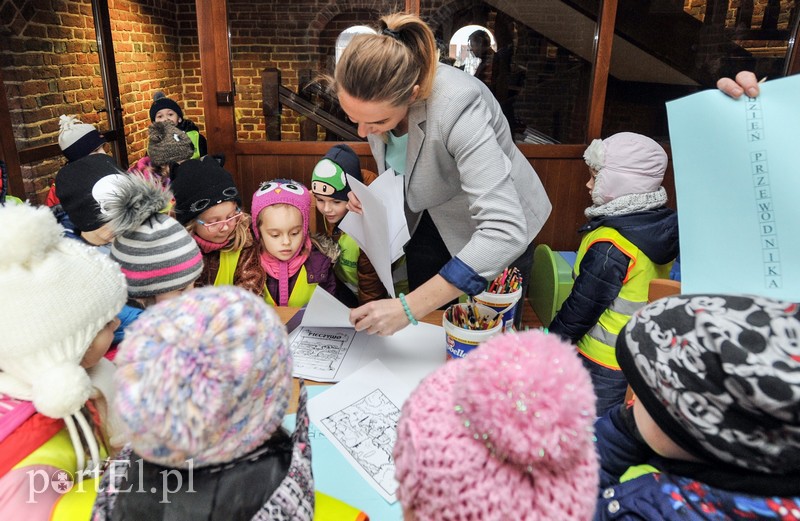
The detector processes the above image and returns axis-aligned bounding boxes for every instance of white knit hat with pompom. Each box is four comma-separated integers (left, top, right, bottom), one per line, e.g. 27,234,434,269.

0,203,127,419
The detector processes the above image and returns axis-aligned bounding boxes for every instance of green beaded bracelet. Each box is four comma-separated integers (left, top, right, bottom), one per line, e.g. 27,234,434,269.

398,293,418,326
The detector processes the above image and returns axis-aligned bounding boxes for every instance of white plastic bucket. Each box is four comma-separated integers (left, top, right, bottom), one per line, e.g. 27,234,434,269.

443,303,503,360
472,287,522,332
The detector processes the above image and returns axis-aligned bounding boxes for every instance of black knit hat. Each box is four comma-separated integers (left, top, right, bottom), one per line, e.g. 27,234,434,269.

149,91,184,122
171,157,241,225
618,294,800,475
310,144,363,201
148,121,194,167
54,154,128,232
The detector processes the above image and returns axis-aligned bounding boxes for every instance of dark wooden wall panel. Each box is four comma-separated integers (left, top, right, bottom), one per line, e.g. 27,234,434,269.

235,145,674,251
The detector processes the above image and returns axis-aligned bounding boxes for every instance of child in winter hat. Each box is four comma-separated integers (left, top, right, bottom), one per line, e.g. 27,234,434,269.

251,178,338,306
46,114,110,212
58,114,108,163
170,157,263,292
104,172,203,304
149,91,207,158
594,294,800,519
128,121,195,186
548,132,679,416
311,144,387,305
91,286,314,520
0,203,127,517
54,153,128,246
394,330,599,521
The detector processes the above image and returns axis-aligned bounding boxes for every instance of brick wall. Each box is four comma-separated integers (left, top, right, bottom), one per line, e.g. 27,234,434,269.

1,0,198,202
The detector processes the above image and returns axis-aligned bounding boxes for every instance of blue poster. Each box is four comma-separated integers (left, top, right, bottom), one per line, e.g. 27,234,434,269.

666,75,800,300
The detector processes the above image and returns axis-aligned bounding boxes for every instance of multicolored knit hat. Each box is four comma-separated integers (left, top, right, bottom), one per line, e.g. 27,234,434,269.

394,330,598,520
55,154,127,232
58,114,107,162
147,121,194,168
583,132,667,204
310,144,363,202
114,286,294,468
171,157,241,225
149,91,183,122
104,172,202,298
250,178,311,242
618,294,800,475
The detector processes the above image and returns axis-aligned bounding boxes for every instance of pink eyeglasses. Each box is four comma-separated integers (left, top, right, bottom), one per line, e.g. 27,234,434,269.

196,209,243,232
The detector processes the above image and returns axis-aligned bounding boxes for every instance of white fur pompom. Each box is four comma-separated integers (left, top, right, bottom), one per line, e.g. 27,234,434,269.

0,204,63,269
583,138,605,172
32,363,92,419
59,114,80,132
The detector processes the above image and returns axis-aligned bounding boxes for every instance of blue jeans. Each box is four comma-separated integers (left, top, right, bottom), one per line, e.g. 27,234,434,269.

581,355,628,417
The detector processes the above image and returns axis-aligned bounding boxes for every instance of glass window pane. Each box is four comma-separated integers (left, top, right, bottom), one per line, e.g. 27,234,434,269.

422,1,599,144
603,0,799,140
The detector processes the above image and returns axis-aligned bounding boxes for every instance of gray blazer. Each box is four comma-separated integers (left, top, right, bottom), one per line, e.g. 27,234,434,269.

367,64,552,279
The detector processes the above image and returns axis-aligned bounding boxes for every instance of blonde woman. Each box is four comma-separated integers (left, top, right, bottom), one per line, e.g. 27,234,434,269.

332,13,551,335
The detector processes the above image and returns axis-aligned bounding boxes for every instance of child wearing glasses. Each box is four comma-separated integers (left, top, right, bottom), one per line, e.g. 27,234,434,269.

170,157,263,293
251,178,338,307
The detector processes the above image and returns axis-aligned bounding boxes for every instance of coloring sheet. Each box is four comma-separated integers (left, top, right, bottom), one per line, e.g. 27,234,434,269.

288,289,446,384
283,385,403,519
338,169,409,297
306,359,415,503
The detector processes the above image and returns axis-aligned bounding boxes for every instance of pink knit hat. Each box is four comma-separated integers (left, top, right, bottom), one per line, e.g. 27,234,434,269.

250,178,311,242
393,331,599,520
584,131,667,204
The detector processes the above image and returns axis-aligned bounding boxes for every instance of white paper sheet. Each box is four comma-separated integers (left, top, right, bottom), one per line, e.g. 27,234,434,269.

289,289,445,384
307,359,416,504
339,170,410,297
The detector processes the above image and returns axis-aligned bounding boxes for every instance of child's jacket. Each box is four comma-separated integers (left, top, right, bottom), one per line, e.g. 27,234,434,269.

594,404,800,520
0,397,106,520
549,207,678,368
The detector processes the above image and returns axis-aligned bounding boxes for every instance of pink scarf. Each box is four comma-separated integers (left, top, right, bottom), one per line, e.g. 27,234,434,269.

193,233,228,253
259,235,312,306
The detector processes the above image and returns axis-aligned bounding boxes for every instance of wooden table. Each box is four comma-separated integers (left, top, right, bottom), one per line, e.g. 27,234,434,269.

280,298,542,413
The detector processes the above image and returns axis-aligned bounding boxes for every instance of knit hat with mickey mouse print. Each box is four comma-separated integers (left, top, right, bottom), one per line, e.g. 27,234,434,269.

618,294,800,475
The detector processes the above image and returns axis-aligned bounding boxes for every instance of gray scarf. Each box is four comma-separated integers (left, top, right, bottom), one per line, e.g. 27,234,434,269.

585,187,668,218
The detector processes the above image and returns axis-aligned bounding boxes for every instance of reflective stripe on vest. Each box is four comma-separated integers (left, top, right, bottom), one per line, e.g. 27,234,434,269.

186,130,201,159
335,232,360,291
575,227,673,369
213,248,243,286
264,265,318,307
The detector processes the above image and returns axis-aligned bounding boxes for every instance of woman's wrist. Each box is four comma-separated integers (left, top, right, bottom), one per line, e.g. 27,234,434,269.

398,293,418,326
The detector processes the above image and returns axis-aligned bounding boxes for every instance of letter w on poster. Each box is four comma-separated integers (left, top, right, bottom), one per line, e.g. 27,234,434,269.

339,169,410,297
666,75,800,300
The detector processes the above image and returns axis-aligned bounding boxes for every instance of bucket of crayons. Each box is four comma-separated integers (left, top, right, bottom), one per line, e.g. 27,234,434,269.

472,267,523,332
443,302,503,360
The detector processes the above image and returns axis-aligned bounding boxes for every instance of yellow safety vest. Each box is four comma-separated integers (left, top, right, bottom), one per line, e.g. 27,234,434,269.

264,265,318,307
213,248,242,286
335,232,359,294
13,428,107,520
575,227,672,369
186,130,201,159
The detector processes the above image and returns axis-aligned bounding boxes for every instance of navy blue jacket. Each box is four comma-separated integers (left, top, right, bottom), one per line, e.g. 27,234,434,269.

549,208,678,344
594,405,800,520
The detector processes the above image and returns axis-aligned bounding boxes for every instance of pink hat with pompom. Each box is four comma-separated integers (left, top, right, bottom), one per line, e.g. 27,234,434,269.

393,330,599,520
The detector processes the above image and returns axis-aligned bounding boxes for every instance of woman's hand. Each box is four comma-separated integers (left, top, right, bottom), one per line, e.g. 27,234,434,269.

346,191,363,215
716,71,760,99
350,298,410,336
